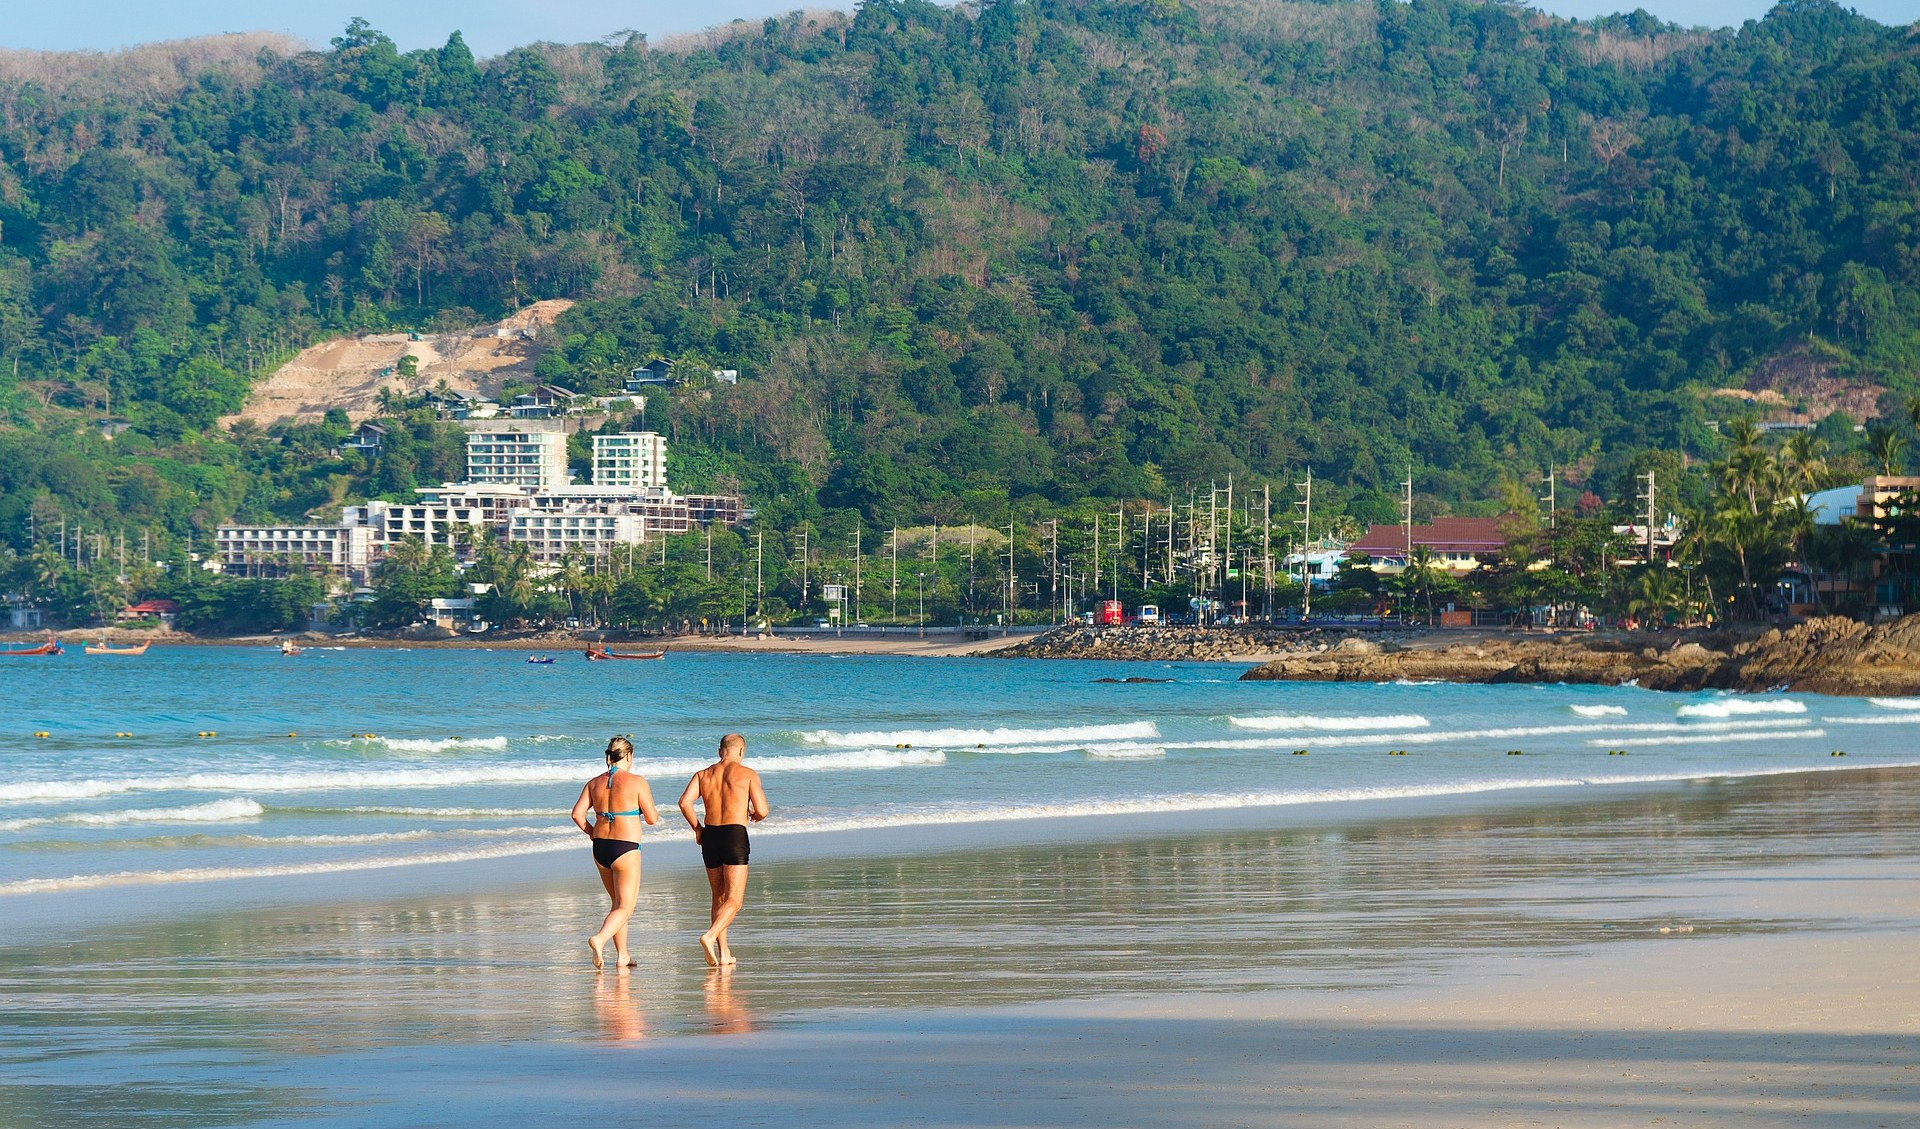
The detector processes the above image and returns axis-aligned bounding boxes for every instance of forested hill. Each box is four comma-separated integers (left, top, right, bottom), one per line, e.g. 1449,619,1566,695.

1,0,1917,545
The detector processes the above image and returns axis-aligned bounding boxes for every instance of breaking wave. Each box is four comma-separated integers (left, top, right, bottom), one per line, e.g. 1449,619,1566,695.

0,798,264,834
1229,714,1428,731
1569,705,1628,718
800,721,1158,749
1675,698,1806,719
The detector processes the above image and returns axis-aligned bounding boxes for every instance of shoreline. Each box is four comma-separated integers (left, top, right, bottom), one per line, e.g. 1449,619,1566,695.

4,625,1046,658
9,767,1917,1126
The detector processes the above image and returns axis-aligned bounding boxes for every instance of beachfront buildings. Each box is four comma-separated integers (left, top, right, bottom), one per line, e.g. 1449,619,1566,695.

592,432,666,489
217,426,745,582
215,523,377,578
1349,517,1511,575
466,427,569,489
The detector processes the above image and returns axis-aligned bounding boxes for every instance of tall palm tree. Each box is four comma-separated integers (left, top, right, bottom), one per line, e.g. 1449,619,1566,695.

1779,432,1829,493
1866,424,1910,477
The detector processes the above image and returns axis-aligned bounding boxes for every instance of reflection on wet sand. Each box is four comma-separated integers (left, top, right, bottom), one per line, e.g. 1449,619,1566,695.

594,967,647,1043
703,968,755,1035
4,767,1920,1125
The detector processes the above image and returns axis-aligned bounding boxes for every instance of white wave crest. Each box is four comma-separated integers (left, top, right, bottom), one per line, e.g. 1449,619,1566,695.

800,721,1158,749
1229,714,1428,731
1160,717,1816,752
0,747,947,806
327,736,511,753
1869,698,1920,711
334,806,561,818
1086,744,1167,760
1569,705,1628,718
1823,715,1920,726
0,798,264,834
1675,698,1806,719
1593,728,1826,748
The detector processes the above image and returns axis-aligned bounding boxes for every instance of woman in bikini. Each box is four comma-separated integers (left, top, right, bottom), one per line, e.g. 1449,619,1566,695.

570,736,660,970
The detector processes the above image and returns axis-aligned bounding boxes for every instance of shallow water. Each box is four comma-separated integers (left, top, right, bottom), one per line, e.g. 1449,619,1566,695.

2,766,1917,1127
4,649,1918,895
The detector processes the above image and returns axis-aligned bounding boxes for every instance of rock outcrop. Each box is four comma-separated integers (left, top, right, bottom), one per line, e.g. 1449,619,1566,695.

991,615,1920,697
1237,615,1920,697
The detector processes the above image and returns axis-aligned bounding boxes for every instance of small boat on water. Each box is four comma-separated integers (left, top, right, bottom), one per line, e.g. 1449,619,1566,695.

85,637,153,655
1,633,61,657
585,644,666,661
279,639,302,656
525,655,555,664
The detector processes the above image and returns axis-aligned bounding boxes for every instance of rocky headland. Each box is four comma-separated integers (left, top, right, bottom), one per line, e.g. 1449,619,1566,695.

993,617,1920,697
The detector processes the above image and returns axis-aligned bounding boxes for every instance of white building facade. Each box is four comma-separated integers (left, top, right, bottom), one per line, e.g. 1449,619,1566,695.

591,432,667,490
215,524,375,578
466,428,569,490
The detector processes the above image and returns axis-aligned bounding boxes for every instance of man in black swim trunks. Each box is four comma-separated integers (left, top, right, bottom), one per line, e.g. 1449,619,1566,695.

678,733,769,967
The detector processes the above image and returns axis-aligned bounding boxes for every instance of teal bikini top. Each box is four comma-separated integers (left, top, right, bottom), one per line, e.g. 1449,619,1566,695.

598,764,641,819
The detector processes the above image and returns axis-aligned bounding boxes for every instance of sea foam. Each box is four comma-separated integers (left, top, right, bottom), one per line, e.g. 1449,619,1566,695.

1869,697,1920,710
328,736,511,753
1675,698,1806,719
1228,714,1428,731
0,798,264,834
0,749,946,806
1569,705,1628,718
800,721,1157,749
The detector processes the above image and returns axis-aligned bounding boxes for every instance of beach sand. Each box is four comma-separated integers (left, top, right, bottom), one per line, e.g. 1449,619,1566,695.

5,771,1917,1127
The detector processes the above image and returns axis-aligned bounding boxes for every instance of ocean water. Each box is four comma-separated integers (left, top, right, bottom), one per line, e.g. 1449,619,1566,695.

3,647,1917,899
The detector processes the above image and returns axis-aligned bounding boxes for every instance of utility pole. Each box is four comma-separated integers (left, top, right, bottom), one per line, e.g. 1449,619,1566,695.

1296,469,1313,619
755,528,763,619
1638,470,1657,564
931,524,939,625
1540,465,1557,531
798,524,809,607
967,524,975,620
853,526,863,623
1262,484,1272,622
889,527,898,621
1005,518,1015,627
1112,508,1123,600
1047,520,1059,623
705,525,713,581
1141,505,1151,588
1093,511,1101,602
1402,467,1414,560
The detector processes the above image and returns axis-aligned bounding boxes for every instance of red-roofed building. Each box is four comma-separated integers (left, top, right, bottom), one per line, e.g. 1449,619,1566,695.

118,599,179,625
1348,517,1511,575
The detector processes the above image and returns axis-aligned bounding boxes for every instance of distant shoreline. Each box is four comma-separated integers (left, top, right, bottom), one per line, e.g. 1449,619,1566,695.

2,625,1046,659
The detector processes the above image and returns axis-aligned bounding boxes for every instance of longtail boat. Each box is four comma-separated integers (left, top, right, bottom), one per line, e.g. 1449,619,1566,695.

84,637,152,655
0,633,62,657
585,644,665,661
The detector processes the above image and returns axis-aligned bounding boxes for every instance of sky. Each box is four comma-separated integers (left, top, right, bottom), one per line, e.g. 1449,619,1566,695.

0,1,1912,57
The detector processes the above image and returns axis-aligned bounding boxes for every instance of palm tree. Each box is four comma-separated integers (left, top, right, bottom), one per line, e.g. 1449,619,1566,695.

1778,432,1829,493
1624,565,1677,628
1866,424,1910,477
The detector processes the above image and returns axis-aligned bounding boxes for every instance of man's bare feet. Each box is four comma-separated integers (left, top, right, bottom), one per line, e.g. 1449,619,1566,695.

588,936,605,971
698,933,720,967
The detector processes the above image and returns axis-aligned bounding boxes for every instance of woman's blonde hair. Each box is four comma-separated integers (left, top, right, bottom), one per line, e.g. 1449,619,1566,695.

605,735,633,762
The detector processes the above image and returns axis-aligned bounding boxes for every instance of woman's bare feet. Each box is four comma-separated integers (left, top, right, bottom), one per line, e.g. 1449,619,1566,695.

698,932,720,966
588,936,606,971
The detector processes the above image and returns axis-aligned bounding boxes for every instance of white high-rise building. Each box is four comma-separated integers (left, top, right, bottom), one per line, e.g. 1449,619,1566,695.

467,428,569,490
592,432,668,490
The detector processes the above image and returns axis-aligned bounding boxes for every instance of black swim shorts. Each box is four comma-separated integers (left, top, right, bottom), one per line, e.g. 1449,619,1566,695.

700,823,750,868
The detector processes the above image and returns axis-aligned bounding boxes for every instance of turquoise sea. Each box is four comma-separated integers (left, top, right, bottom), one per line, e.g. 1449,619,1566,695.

4,646,1919,900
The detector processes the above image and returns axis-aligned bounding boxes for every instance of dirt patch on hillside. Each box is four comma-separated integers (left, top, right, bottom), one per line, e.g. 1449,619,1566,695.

228,300,575,427
1711,344,1887,424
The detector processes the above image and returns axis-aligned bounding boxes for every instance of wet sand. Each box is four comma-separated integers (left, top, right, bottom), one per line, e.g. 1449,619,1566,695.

4,770,1917,1126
